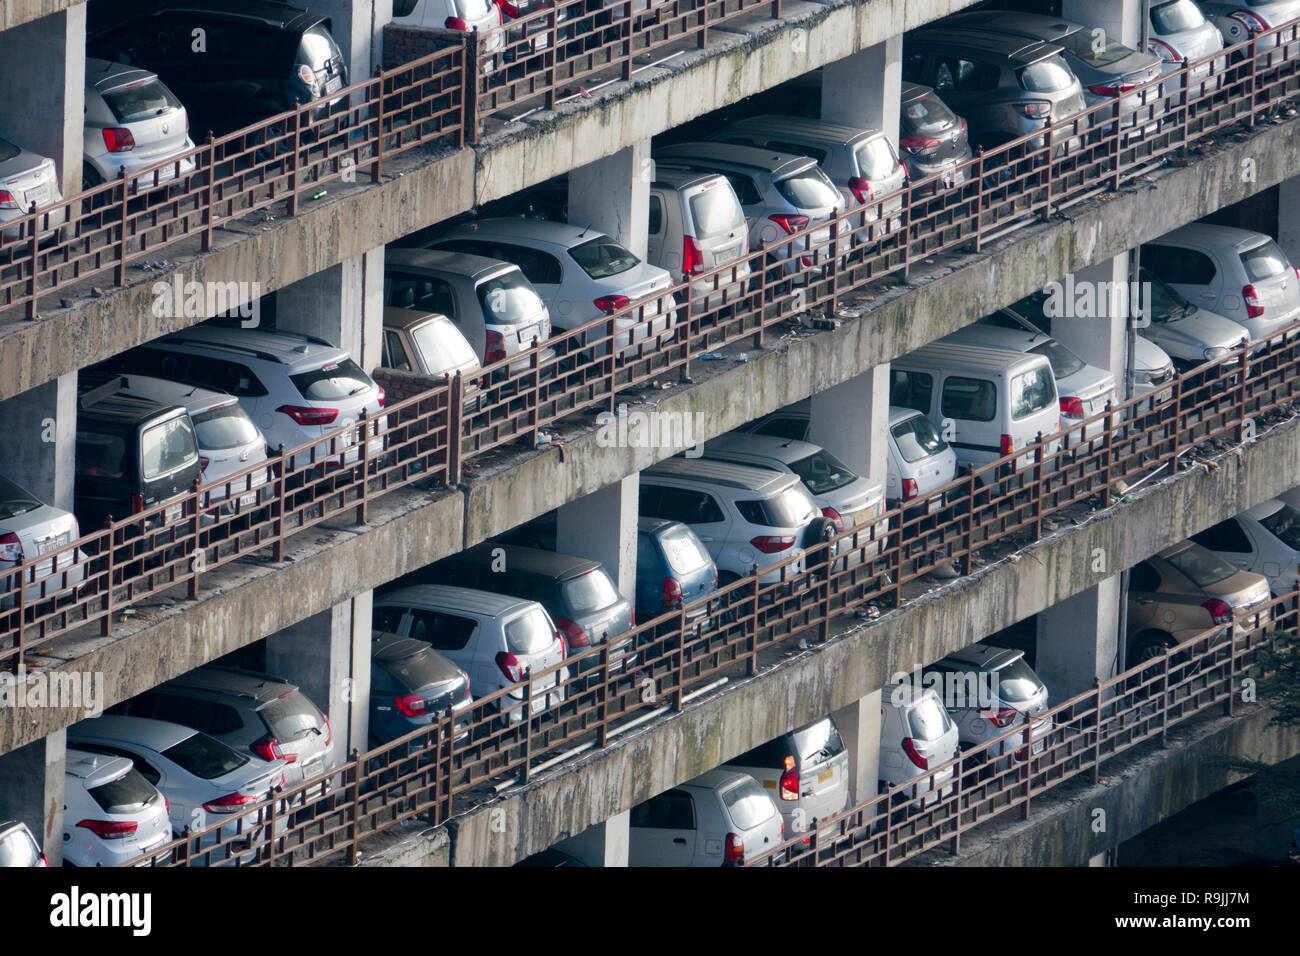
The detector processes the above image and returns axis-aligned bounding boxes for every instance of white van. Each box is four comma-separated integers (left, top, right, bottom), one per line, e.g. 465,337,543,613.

890,342,1062,484
879,684,959,807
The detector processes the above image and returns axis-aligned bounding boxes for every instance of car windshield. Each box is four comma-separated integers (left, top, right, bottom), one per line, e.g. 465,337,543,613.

0,828,39,866
1028,340,1086,380
1058,27,1136,69
891,414,948,463
1010,366,1056,420
191,404,259,452
1140,268,1194,320
1164,543,1237,587
561,569,620,615
102,77,182,124
688,183,745,235
1240,240,1292,281
855,136,899,180
569,237,640,279
476,272,545,326
907,696,953,741
658,523,711,575
1257,504,1300,550
297,24,344,72
993,657,1044,704
290,359,372,402
721,777,776,830
790,449,857,495
258,692,324,744
412,319,480,375
161,732,249,780
1018,55,1076,93
1151,0,1205,33
775,167,840,209
88,767,157,814
141,416,198,480
903,91,959,136
505,606,556,655
792,718,844,764
0,475,42,520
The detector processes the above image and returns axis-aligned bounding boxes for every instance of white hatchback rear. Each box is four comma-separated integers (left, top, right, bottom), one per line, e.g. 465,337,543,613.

63,747,173,867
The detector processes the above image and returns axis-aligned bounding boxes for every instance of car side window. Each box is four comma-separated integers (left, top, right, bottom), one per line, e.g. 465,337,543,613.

372,605,408,634
384,331,413,372
890,369,933,414
496,245,561,285
668,488,725,524
946,58,999,92
1192,518,1252,554
1143,245,1216,286
1130,561,1161,591
148,694,242,736
387,274,457,319
722,173,763,206
753,418,807,441
769,140,828,165
647,195,664,236
901,51,930,84
406,611,478,651
630,790,696,829
941,376,997,422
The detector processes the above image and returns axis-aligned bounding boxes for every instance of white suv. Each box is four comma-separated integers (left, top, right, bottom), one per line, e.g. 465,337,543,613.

63,747,174,867
112,327,386,472
638,457,833,586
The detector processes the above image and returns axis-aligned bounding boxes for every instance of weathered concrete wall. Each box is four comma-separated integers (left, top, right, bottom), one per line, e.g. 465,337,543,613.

0,0,77,32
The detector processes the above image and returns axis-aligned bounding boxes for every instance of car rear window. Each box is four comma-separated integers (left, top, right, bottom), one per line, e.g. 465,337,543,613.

387,646,458,691
775,168,841,209
721,777,777,830
191,404,259,452
453,0,493,19
792,719,844,765
569,237,640,279
907,696,952,741
0,828,40,867
161,732,249,780
1240,240,1291,281
790,450,857,495
687,183,746,235
1151,0,1206,34
102,78,182,124
739,485,816,528
141,416,199,480
290,359,372,402
413,318,479,372
992,657,1043,704
561,569,620,615
902,91,959,136
1028,341,1086,380
476,271,546,326
1010,366,1056,420
504,606,556,655
658,523,711,575
1017,55,1076,94
854,136,899,180
1257,503,1300,550
0,475,42,521
258,692,324,743
1057,27,1134,69
88,767,157,814
891,414,948,463
1164,544,1238,588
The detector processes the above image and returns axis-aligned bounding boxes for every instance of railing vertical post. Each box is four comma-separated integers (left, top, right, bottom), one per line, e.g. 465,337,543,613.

188,479,201,600
1180,65,1192,153
621,0,633,82
1159,649,1170,750
519,671,533,782
115,170,130,286
698,0,708,48
524,344,541,448
1225,622,1236,717
605,318,618,414
1042,124,1054,219
448,372,464,485
596,643,610,749
544,9,558,112
1246,38,1258,128
949,749,962,856
1236,339,1250,443
24,203,39,320
348,748,362,866
355,409,370,526
201,134,216,252
771,0,781,19
372,66,386,183
11,556,24,674
748,563,761,672
265,783,277,866
284,102,301,218
273,445,288,563
101,520,115,637
900,176,913,284
1101,402,1114,508
1032,432,1044,542
1168,371,1182,473
1110,89,1122,193
1091,679,1103,784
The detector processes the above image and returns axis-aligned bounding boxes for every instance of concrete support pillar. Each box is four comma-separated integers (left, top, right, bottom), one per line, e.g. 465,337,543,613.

821,36,901,142
0,373,77,511
276,248,385,372
264,592,373,767
567,142,652,260
557,809,630,866
1035,577,1123,701
315,0,394,76
807,365,889,490
1063,0,1143,49
0,731,66,866
1050,258,1129,389
1089,850,1110,866
555,475,639,599
832,689,881,807
0,7,85,197
1277,175,1300,266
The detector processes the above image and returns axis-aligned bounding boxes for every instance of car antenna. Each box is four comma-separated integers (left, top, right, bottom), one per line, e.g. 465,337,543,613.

578,221,592,238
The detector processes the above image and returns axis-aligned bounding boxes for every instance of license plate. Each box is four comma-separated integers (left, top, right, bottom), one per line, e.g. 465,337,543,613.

324,76,343,95
165,503,183,524
1156,386,1173,403
853,510,871,526
817,768,834,784
36,532,69,556
1031,738,1046,756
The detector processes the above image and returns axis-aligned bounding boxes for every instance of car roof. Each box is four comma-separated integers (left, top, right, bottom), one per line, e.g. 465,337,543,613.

85,57,159,93
1154,540,1201,561
943,10,1085,45
945,324,1051,353
159,665,298,704
453,543,607,579
65,747,137,787
716,114,882,146
122,1,325,32
898,340,1050,374
900,81,938,102
378,582,543,616
705,431,824,466
80,369,237,414
1155,223,1277,252
650,166,729,191
909,27,1064,64
76,389,187,426
372,630,450,664
439,217,614,249
386,247,519,281
637,516,680,535
383,306,453,332
888,404,929,426
644,456,796,494
883,683,941,708
936,643,1024,671
155,325,347,365
69,715,197,752
1242,499,1288,522
655,142,818,178
684,768,759,793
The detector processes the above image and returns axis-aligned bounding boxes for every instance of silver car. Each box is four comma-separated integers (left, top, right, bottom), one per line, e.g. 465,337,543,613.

0,134,65,243
0,821,45,867
1197,0,1300,51
628,770,785,866
1135,266,1251,370
63,747,174,867
83,58,196,190
0,473,86,609
887,406,958,513
1147,0,1227,97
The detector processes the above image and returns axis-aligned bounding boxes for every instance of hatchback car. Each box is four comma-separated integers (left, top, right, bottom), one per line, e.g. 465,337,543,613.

635,517,718,624
898,82,973,195
646,167,752,313
62,747,173,867
83,58,196,190
879,684,958,807
1146,0,1227,96
369,631,472,747
1191,499,1300,596
0,820,45,867
1197,0,1300,50
628,769,785,866
1133,266,1250,371
1141,224,1300,345
426,219,678,354
391,0,506,73
381,307,483,384
0,133,66,244
0,473,86,609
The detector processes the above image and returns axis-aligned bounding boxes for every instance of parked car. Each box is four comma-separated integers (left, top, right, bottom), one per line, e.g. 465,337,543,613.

654,142,849,281
723,715,850,838
391,0,506,73
879,684,958,807
83,58,196,190
922,645,1052,769
0,473,86,609
1141,224,1300,345
380,307,483,384
110,665,332,790
1197,0,1300,50
1191,499,1300,595
372,584,568,720
628,769,784,866
62,747,174,867
368,631,472,747
68,715,286,865
108,327,386,472
646,167,752,313
426,219,678,354
898,82,973,195
384,251,554,378
0,820,45,867
1127,541,1272,665
635,517,718,624
1146,0,1227,97
87,0,350,136
639,457,833,585
1133,266,1250,371
0,133,66,244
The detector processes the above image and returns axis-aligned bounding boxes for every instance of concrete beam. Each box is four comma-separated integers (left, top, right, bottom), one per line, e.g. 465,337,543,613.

0,372,75,510
0,1,82,33
276,247,385,372
316,0,394,79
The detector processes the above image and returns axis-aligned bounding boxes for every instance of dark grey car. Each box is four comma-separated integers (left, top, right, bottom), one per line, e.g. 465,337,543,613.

898,82,973,195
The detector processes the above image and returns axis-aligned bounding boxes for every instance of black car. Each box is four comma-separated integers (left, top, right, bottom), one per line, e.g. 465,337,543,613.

86,0,349,138
368,631,471,748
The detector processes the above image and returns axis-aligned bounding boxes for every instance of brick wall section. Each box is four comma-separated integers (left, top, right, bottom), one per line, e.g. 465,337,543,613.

373,367,447,403
382,24,463,68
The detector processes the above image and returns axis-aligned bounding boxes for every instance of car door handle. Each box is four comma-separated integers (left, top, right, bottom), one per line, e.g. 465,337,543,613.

672,838,687,845
1136,597,1154,605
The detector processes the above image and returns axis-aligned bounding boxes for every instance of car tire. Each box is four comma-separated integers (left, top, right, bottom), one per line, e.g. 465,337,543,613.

1127,629,1175,670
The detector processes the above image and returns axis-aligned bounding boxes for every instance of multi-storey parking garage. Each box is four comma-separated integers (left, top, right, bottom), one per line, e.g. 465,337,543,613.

2,0,1300,870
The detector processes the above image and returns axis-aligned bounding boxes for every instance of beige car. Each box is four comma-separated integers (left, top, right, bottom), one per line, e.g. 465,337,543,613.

1126,541,1272,667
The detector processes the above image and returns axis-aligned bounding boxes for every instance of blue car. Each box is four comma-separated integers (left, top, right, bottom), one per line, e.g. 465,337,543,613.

635,518,718,625
368,632,472,749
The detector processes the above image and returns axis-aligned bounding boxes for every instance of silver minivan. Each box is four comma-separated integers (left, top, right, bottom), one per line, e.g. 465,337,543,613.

627,770,785,866
646,167,752,313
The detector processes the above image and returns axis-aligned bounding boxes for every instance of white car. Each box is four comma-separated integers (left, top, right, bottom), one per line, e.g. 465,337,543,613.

428,218,679,355
1191,499,1300,596
0,820,45,867
83,58,196,190
1136,267,1252,371
63,747,174,867
628,770,785,866
0,133,65,243
1146,0,1227,98
879,684,959,808
391,0,505,74
0,473,86,609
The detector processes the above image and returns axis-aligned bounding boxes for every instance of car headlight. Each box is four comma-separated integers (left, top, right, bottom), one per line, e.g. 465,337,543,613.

1204,346,1230,361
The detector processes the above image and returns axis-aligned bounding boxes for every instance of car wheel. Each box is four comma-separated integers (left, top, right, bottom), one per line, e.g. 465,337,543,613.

1128,630,1175,670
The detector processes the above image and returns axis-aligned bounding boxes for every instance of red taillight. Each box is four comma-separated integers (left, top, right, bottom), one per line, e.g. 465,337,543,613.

663,576,683,609
252,737,296,762
750,535,795,554
901,478,919,501
554,631,567,658
198,456,210,476
768,214,809,235
495,1,503,23
323,714,332,747
0,532,22,562
203,792,258,814
499,0,521,16
1087,83,1134,96
1018,102,1051,119
982,706,1017,728
1147,37,1182,63
495,651,524,683
593,295,630,314
902,737,928,770
445,16,469,29
276,404,339,426
779,754,799,801
554,616,589,649
899,136,941,155
394,693,427,718
0,189,17,209
821,506,844,532
130,493,145,515
1202,598,1234,625
102,127,136,152
484,329,506,364
682,236,704,276
1000,434,1014,457
724,832,744,863
376,386,386,408
1243,284,1264,318
1060,397,1085,417
848,177,873,204
1231,10,1270,32
76,819,138,840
